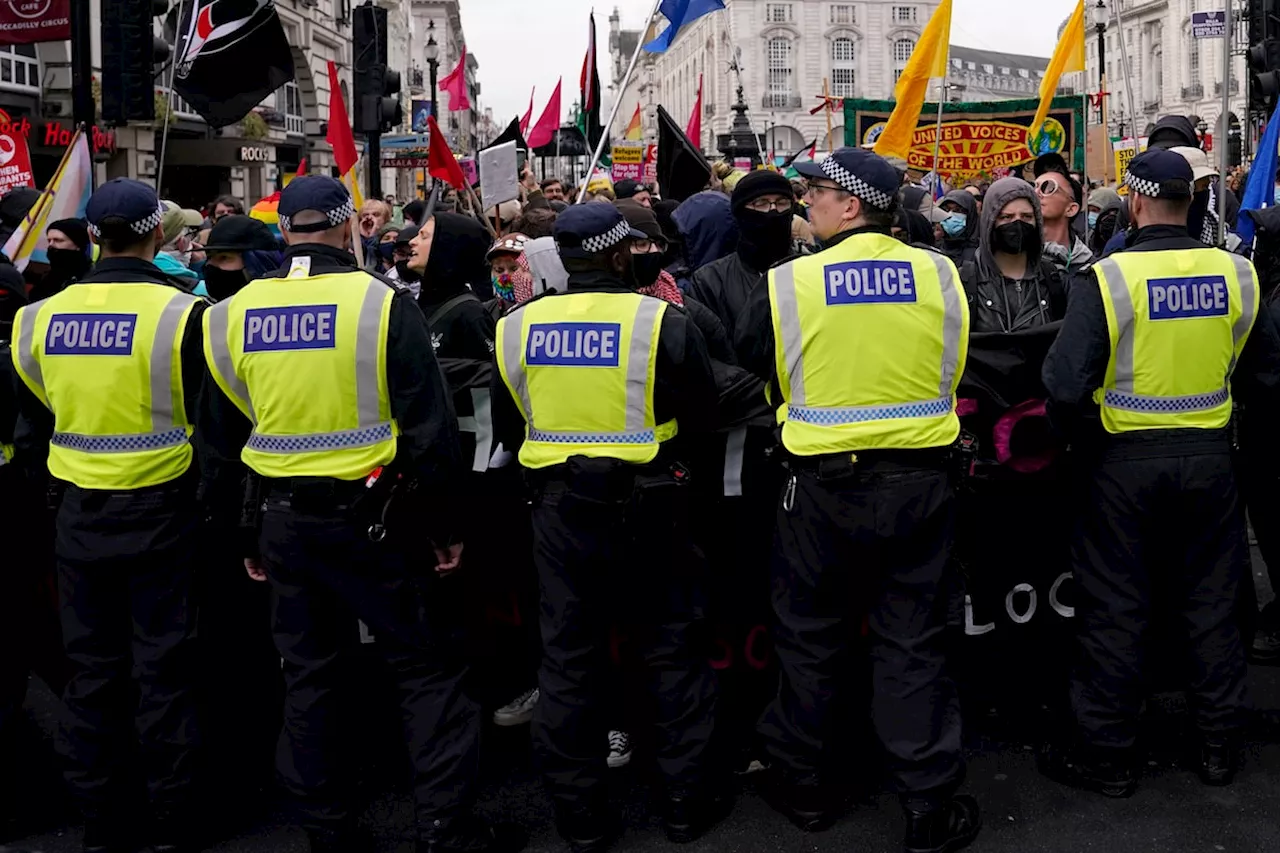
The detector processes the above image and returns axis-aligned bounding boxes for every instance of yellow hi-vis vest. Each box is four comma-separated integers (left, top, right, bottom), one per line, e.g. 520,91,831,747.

203,269,399,480
769,232,969,455
10,283,200,490
496,290,674,469
1093,249,1257,433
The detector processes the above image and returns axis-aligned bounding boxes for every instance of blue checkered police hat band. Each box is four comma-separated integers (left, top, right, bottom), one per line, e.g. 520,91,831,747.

581,219,632,254
279,198,357,233
821,157,894,210
88,204,166,239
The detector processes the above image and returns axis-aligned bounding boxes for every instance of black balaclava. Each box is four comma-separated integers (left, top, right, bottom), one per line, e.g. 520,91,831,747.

203,265,248,301
731,170,796,271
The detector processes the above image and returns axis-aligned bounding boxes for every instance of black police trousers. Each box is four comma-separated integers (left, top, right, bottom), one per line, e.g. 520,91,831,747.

258,488,479,836
54,480,200,825
529,462,717,813
1070,447,1249,749
759,456,964,801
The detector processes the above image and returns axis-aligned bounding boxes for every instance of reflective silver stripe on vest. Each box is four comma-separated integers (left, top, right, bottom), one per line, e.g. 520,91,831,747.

234,277,394,453
205,300,255,421
1098,255,1247,407
774,252,963,425
14,296,51,395
723,427,747,497
502,296,665,444
44,290,196,454
1229,254,1257,374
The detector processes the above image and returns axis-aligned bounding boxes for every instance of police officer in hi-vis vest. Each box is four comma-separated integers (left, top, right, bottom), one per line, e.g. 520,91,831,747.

491,204,726,850
10,179,205,853
735,148,980,853
198,176,523,853
1042,149,1280,796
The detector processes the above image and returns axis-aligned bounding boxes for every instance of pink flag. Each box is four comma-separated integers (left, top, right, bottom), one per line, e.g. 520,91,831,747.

519,87,535,136
438,45,472,112
686,74,703,151
527,79,562,149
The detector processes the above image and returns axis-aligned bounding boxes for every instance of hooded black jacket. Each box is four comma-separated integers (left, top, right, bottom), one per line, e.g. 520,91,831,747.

938,189,979,265
960,177,1067,334
419,212,497,361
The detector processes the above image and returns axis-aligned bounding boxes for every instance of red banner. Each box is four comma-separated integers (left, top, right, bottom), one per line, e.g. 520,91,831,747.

0,119,35,196
0,0,71,46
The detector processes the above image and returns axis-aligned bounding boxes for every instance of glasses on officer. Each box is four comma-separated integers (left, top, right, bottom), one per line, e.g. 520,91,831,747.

805,181,848,201
745,194,794,213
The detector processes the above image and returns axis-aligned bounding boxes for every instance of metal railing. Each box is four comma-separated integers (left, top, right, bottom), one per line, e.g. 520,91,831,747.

762,93,802,109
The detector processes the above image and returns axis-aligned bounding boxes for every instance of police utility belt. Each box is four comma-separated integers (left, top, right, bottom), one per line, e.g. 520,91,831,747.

244,468,413,544
782,432,977,481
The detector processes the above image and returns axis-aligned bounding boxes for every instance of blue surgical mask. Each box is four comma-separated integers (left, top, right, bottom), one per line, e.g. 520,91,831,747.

941,213,967,238
1088,212,1099,229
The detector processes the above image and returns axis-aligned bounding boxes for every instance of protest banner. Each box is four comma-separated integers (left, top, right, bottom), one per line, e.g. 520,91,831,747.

610,142,644,182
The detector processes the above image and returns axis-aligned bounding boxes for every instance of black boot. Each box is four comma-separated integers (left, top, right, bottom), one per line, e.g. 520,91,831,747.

902,795,982,853
420,815,528,853
761,778,842,833
663,792,734,844
1037,743,1136,798
554,806,618,853
1196,740,1240,787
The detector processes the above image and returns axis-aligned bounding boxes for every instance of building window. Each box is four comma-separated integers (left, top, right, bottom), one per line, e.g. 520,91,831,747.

279,80,304,135
966,61,976,70
767,37,794,106
0,44,38,93
982,63,993,74
1019,68,1029,78
894,38,915,82
1189,33,1200,82
830,4,855,24
831,37,856,97
765,3,793,23
893,6,917,22
1000,66,1010,75
950,57,961,70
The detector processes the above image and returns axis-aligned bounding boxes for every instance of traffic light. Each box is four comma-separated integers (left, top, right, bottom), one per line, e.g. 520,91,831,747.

1249,38,1280,111
353,4,403,134
101,0,171,124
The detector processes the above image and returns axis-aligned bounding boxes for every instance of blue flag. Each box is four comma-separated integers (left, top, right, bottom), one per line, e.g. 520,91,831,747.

1236,102,1280,247
644,0,726,53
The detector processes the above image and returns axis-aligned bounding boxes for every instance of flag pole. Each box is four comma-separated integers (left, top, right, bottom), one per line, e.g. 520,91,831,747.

577,0,662,203
1111,0,1139,151
932,48,949,194
1218,0,1233,246
156,55,179,194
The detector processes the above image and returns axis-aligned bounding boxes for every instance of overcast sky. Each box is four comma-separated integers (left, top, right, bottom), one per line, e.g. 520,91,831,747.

465,0,1081,126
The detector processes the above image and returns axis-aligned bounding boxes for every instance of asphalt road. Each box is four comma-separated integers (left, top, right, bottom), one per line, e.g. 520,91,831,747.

4,559,1278,853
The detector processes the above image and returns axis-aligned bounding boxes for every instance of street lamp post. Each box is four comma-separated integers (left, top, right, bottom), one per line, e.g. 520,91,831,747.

425,21,440,121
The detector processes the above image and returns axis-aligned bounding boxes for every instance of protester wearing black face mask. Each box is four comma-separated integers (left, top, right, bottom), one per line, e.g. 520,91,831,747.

959,176,1067,334
617,199,737,365
687,170,797,340
35,218,94,300
199,215,283,301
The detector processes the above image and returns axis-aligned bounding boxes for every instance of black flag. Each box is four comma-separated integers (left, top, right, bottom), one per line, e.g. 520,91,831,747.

657,105,711,202
485,117,529,153
171,0,295,128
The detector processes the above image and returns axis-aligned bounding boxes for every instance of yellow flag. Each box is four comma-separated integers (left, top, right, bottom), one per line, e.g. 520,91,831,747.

1029,0,1086,145
873,0,953,161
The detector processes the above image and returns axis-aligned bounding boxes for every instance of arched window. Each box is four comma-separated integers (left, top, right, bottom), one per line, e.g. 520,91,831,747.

767,37,794,107
893,38,915,84
831,37,856,98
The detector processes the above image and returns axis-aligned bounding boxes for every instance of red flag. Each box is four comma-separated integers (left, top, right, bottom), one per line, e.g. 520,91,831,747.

685,74,703,151
527,79,562,149
519,87,535,136
428,116,467,190
579,14,597,113
324,60,358,176
295,157,307,177
437,45,472,112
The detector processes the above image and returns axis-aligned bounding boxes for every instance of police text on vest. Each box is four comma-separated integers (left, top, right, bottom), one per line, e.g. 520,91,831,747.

1147,276,1229,321
243,305,338,352
526,322,622,367
824,261,917,305
45,313,136,355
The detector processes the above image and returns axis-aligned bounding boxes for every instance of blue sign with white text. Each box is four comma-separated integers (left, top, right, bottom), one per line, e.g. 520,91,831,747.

526,322,622,367
45,313,137,355
244,305,338,352
1147,276,1229,320
824,261,918,305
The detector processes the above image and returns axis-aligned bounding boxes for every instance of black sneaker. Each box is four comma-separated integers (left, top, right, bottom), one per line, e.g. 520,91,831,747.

903,795,982,853
1195,740,1240,787
761,779,842,833
555,806,618,853
663,793,734,844
1037,743,1137,798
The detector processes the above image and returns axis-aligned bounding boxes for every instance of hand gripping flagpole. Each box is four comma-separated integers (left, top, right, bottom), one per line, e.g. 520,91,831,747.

577,0,663,203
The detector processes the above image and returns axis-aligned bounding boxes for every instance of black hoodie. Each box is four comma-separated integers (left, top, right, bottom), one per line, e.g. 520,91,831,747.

938,189,979,264
418,212,496,361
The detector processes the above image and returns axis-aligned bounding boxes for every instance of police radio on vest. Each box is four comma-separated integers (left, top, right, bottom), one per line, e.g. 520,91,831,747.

45,313,136,356
824,260,918,306
1147,276,1229,320
526,322,623,367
